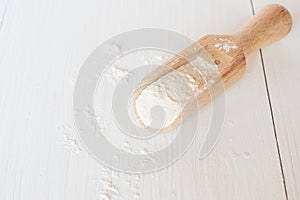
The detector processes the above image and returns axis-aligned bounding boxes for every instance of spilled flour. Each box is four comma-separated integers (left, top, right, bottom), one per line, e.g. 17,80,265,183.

85,107,110,135
98,168,120,200
102,43,130,84
104,43,121,55
96,167,142,200
63,133,82,153
135,56,218,129
57,125,82,154
103,66,130,84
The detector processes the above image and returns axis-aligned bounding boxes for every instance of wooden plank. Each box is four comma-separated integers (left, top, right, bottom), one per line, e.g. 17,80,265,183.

252,0,300,199
0,0,287,199
0,0,8,24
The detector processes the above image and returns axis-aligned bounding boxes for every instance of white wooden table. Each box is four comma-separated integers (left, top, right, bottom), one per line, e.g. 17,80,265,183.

0,0,299,199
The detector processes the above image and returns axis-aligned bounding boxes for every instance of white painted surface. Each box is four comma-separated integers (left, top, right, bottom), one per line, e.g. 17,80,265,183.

253,0,300,199
0,0,298,199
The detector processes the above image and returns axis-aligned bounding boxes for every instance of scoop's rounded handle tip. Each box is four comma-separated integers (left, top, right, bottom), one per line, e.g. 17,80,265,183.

234,4,292,55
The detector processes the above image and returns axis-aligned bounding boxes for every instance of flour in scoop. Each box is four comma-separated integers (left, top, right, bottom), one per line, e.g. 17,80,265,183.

135,56,218,129
214,38,238,53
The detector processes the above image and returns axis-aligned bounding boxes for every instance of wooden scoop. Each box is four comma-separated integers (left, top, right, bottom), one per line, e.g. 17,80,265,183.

133,4,292,133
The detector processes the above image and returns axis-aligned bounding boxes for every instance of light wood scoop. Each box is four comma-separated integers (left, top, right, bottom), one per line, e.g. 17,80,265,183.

133,4,292,133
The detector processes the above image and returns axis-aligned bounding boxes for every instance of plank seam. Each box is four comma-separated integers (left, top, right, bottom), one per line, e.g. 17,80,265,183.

249,0,289,199
259,49,289,200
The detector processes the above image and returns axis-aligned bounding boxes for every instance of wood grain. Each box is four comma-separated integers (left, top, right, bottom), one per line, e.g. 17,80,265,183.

234,4,292,55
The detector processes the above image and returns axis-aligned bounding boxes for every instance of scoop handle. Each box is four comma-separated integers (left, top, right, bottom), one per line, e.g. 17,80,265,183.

233,4,292,55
